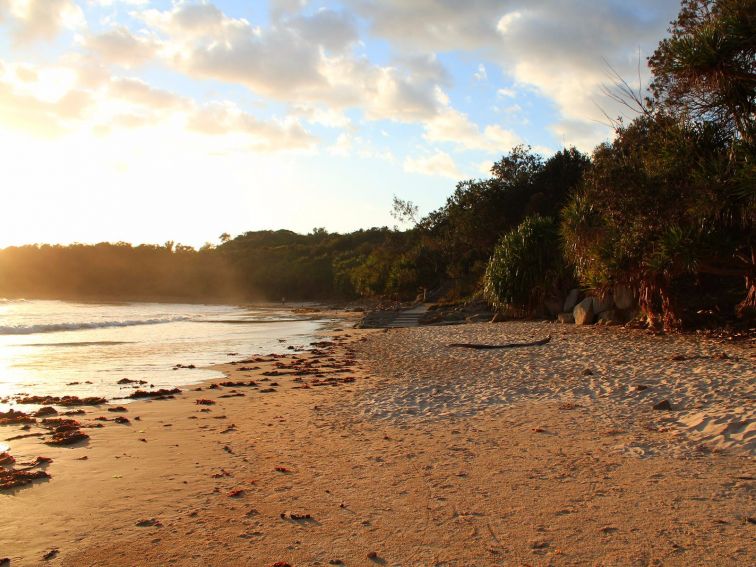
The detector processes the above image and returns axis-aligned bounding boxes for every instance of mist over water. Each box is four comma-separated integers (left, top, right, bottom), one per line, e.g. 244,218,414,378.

0,300,331,410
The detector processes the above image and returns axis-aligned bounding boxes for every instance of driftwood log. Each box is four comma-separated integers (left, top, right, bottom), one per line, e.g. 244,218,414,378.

448,335,551,349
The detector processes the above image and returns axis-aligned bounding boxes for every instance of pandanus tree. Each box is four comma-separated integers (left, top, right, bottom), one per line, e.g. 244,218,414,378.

648,0,756,144
649,0,755,316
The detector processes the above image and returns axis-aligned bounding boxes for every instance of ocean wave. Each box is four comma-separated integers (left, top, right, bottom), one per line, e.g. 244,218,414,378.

0,317,190,335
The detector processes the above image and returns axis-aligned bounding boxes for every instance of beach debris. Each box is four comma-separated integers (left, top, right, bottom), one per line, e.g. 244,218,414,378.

46,429,89,446
271,563,292,567
0,557,9,566
582,368,594,376
33,407,58,417
634,384,649,391
42,548,58,561
652,400,672,411
63,409,86,416
212,469,232,478
1,467,51,490
260,388,277,393
280,511,312,521
219,380,258,387
275,466,292,473
196,399,216,405
16,395,106,406
228,489,244,498
113,416,130,425
17,456,52,468
117,378,147,385
173,364,196,369
329,560,344,565
136,518,162,527
127,388,181,399
367,551,379,559
0,452,15,465
108,406,128,412
5,432,44,441
448,336,551,349
0,410,36,425
223,445,234,454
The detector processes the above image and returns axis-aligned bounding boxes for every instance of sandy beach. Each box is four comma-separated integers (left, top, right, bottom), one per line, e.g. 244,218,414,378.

1,322,754,566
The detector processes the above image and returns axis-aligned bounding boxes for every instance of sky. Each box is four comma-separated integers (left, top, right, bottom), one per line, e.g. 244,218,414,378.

0,0,682,248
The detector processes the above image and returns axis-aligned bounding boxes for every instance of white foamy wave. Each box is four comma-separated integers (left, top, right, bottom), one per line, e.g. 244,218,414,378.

0,316,190,335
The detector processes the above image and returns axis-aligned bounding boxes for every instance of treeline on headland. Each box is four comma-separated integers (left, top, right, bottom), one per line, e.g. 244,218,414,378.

1,0,753,331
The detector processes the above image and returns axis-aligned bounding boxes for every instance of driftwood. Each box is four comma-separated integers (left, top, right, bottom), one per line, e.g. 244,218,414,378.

448,335,551,349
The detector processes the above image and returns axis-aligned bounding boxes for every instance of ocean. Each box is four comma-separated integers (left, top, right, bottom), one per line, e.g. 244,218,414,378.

0,299,332,411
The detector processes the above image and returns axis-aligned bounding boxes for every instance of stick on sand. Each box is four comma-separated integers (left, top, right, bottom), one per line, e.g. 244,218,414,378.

448,335,551,349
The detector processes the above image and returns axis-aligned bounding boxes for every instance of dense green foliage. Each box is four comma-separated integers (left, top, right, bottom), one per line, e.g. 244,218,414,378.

483,216,565,312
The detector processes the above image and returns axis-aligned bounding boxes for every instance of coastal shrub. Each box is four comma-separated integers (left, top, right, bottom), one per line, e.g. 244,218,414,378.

561,113,754,329
483,215,564,313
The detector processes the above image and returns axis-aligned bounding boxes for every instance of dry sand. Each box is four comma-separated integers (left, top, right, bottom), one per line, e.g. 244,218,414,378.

1,322,754,566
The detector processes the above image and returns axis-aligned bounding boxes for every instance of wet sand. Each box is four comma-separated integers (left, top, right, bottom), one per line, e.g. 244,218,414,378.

1,322,754,566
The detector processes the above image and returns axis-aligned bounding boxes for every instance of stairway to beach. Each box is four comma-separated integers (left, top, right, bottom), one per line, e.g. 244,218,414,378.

386,304,428,328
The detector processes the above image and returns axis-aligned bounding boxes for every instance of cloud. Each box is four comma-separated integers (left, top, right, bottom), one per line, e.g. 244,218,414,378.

423,108,520,153
474,63,487,81
82,26,159,68
3,0,85,44
348,0,504,51
187,101,317,152
108,77,188,109
136,2,446,123
348,0,681,150
0,69,91,137
404,151,462,179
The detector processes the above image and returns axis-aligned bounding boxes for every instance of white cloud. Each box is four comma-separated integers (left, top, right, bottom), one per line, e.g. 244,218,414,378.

187,101,317,152
348,0,681,150
474,63,487,81
109,77,187,109
404,151,461,179
81,26,159,68
496,87,516,98
3,0,85,43
423,108,520,153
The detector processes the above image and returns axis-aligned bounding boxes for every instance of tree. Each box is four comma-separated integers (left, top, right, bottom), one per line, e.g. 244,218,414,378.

390,195,418,227
648,0,756,144
484,215,564,313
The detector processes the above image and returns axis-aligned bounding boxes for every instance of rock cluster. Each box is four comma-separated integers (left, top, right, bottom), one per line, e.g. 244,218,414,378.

554,284,638,326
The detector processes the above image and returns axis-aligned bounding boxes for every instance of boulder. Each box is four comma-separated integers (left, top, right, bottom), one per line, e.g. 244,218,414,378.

544,297,563,317
557,312,575,324
591,293,614,314
613,284,635,310
596,309,621,325
563,289,580,312
573,297,594,325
